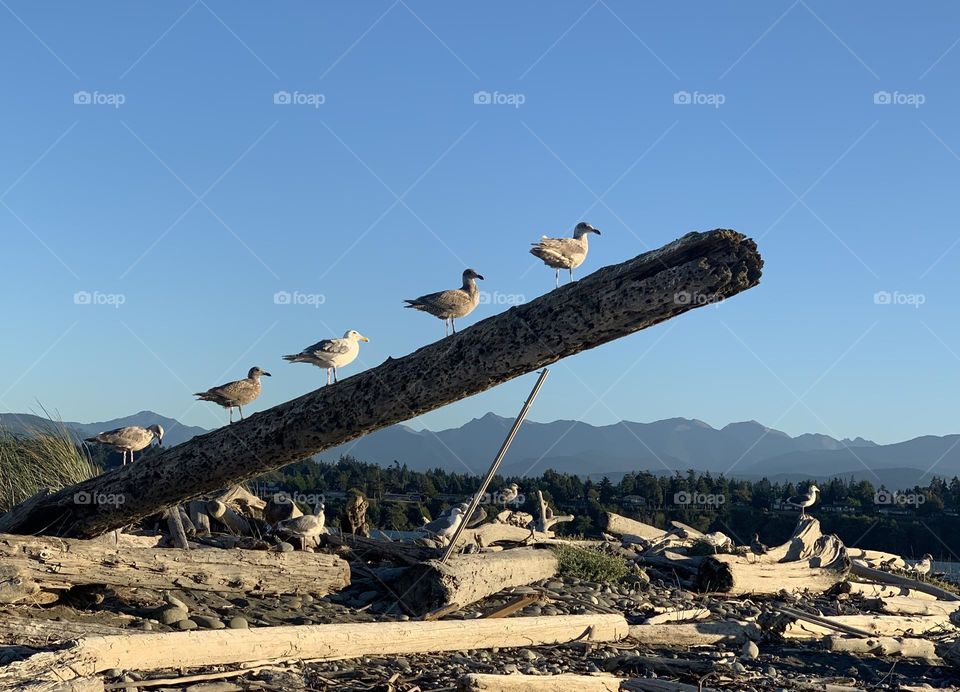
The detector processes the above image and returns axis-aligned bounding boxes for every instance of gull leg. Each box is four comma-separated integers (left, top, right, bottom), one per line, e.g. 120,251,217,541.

239,406,244,421
452,319,457,334
555,269,560,288
334,367,338,383
228,408,233,424
326,368,332,386
569,268,574,283
122,451,127,466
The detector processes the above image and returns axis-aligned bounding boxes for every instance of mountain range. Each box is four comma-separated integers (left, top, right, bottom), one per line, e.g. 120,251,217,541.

3,410,957,489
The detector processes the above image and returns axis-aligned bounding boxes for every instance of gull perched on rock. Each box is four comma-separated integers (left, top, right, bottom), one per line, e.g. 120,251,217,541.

283,330,369,385
84,424,163,465
787,484,820,518
195,367,270,424
530,222,601,287
404,268,484,337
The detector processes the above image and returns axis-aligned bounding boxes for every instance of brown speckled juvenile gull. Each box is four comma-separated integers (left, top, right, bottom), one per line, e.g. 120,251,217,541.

283,330,369,385
530,222,601,288
84,424,163,465
404,268,484,337
195,366,270,424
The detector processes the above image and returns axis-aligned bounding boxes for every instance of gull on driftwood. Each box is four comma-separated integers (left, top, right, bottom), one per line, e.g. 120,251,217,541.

283,330,369,385
84,424,164,465
420,506,463,545
497,483,520,507
195,366,271,424
404,268,484,337
530,222,601,287
787,484,820,518
275,502,325,547
908,553,934,580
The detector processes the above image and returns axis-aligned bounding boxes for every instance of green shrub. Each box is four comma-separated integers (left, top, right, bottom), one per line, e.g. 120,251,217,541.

551,544,629,583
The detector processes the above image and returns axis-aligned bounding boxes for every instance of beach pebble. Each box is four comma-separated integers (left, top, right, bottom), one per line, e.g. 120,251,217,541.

741,640,759,660
176,619,198,631
158,606,188,625
163,593,188,611
228,616,249,629
193,615,225,629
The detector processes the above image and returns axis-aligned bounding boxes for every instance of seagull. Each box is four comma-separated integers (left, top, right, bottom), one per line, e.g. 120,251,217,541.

750,533,769,563
283,330,369,385
276,502,325,546
84,424,163,465
498,483,520,507
440,502,486,528
787,484,820,518
530,222,601,288
195,367,270,424
909,553,934,580
404,268,484,337
420,506,463,545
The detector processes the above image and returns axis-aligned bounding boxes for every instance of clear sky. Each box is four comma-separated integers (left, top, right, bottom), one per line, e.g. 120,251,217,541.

1,2,958,444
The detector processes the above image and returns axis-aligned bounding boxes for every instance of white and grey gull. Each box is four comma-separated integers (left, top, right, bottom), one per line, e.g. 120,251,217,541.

404,268,484,337
84,424,164,465
195,366,270,424
283,329,369,385
530,222,601,288
787,484,820,517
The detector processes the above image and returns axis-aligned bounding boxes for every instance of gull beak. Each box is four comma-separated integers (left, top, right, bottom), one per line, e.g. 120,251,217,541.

263,372,272,377
593,228,601,235
477,274,485,281
360,336,370,342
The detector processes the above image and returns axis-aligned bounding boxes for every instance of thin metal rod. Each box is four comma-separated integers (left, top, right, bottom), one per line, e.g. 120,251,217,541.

439,368,549,564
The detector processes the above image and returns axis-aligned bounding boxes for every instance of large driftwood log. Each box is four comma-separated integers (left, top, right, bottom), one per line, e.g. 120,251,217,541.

837,580,937,601
0,614,629,685
627,621,760,646
850,560,960,601
0,613,133,647
824,635,938,659
0,230,762,538
0,533,349,601
783,613,954,639
393,549,559,614
602,512,666,542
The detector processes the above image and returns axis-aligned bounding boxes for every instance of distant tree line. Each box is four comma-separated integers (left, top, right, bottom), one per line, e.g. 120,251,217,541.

254,456,960,560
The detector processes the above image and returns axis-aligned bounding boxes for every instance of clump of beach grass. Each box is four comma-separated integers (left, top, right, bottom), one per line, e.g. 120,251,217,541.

0,419,102,513
551,543,629,583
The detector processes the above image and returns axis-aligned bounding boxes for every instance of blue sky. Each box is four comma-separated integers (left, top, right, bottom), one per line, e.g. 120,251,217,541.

1,2,959,444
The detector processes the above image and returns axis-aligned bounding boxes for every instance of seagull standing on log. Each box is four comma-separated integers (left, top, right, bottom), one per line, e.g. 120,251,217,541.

195,367,270,424
530,222,601,288
750,533,769,563
275,502,325,547
787,484,820,518
84,424,163,465
404,268,484,337
283,330,369,385
909,553,933,580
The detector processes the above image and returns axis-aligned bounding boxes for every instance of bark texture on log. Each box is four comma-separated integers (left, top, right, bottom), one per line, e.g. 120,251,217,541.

627,621,760,646
393,549,559,614
1,230,762,538
0,614,629,684
459,673,622,691
824,635,938,659
783,613,954,639
0,613,132,647
602,512,666,542
0,533,349,599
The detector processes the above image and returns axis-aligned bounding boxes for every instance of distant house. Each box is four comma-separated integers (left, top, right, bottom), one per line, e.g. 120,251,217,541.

622,495,647,508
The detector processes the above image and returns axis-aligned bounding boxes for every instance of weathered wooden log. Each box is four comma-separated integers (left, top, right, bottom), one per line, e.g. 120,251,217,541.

601,512,667,542
824,635,938,659
627,620,760,646
867,596,960,617
642,608,710,625
0,533,349,599
187,500,211,537
851,560,960,601
164,506,189,549
0,614,629,685
622,681,718,692
459,673,622,691
532,490,573,533
0,230,762,538
0,613,133,647
328,531,437,564
206,500,253,535
836,580,937,601
783,613,954,639
393,548,559,614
